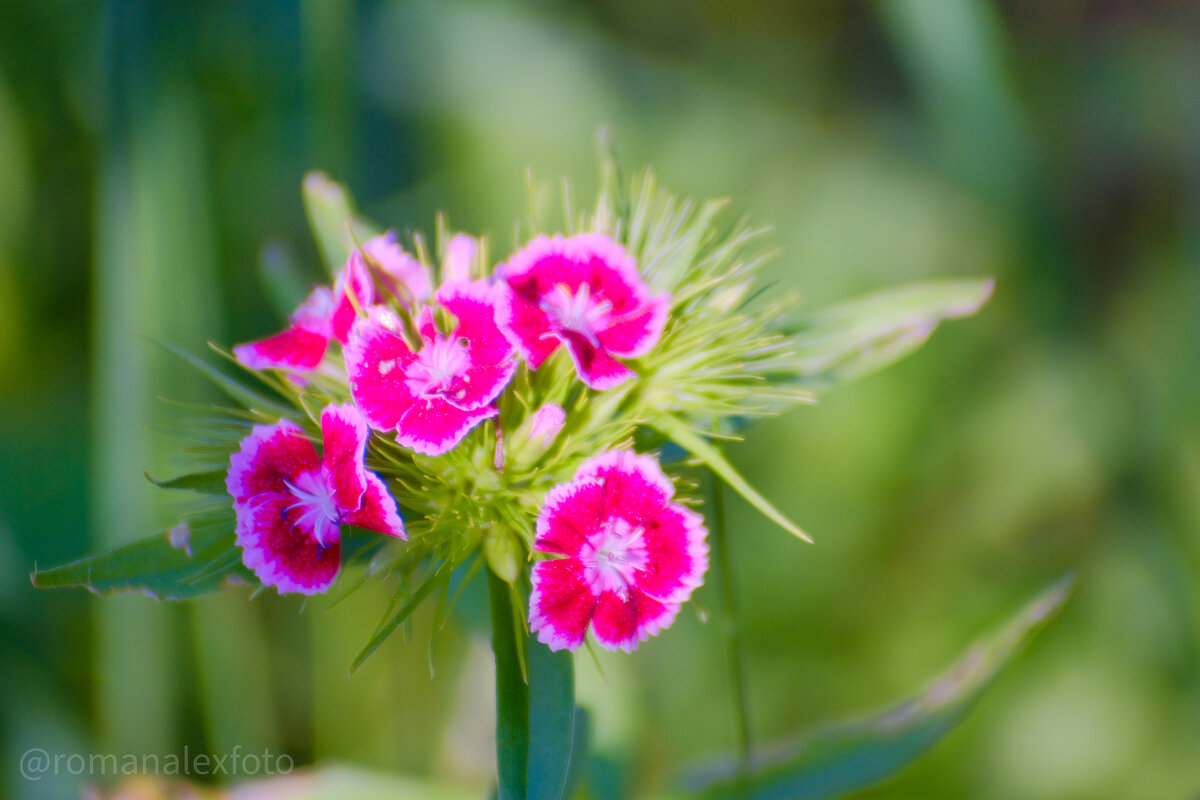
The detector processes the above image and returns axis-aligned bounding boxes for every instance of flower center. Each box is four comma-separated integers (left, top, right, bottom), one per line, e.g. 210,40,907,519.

581,517,648,598
285,469,341,547
405,336,471,397
540,282,612,344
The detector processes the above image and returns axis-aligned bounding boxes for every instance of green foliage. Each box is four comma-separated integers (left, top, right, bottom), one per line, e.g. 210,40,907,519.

785,278,995,390
654,413,811,543
682,576,1073,799
31,513,250,600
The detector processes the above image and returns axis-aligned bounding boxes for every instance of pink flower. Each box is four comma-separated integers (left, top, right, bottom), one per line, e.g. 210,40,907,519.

496,233,670,390
233,250,373,372
225,403,406,595
363,231,432,307
344,280,517,456
529,450,708,652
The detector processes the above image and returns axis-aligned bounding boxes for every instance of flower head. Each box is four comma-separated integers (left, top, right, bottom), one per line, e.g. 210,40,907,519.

496,233,669,390
345,280,517,456
225,403,405,594
233,250,373,372
529,450,708,652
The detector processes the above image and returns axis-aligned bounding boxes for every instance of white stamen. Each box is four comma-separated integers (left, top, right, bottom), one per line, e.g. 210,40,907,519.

539,282,613,346
581,518,648,599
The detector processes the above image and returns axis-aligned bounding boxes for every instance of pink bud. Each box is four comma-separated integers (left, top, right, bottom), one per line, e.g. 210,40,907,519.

528,404,566,445
442,234,478,283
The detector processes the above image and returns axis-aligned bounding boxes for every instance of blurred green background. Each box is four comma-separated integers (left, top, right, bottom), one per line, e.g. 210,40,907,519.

2,1,1198,798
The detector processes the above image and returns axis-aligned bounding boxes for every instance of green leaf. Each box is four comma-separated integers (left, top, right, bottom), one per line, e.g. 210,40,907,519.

302,171,382,275
258,239,312,321
682,575,1073,799
653,414,812,543
561,708,593,800
31,523,247,600
788,278,993,389
490,568,530,800
351,562,449,673
145,469,228,495
527,630,576,800
157,341,295,417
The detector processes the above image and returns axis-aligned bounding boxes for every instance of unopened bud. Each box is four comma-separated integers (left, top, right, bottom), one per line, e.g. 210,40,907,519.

483,525,523,584
507,404,566,468
442,234,478,283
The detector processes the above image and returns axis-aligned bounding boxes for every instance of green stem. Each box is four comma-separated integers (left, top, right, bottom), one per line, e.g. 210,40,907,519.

489,569,530,800
488,568,579,800
712,470,753,788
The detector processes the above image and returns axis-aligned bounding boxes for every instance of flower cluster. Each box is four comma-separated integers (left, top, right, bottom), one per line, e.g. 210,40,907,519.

221,199,744,651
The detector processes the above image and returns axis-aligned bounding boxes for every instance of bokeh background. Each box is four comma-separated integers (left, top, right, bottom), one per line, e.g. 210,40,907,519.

2,1,1198,798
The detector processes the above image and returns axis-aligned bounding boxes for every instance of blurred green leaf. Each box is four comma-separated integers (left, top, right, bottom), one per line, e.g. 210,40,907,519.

258,240,313,321
31,524,247,601
682,575,1073,799
527,631,576,800
158,341,296,418
561,708,593,800
653,414,812,544
302,171,382,275
144,469,228,495
788,278,993,390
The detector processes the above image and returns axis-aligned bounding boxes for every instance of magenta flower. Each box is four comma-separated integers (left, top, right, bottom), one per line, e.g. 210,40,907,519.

363,231,432,307
225,403,406,595
529,450,708,652
344,280,517,456
233,250,373,373
496,233,669,390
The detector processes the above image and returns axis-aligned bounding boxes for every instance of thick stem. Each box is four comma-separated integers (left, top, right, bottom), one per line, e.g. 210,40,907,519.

488,568,579,800
712,472,753,786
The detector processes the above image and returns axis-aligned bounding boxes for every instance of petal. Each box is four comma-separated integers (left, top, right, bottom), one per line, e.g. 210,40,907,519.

290,285,338,337
395,397,497,456
319,403,368,513
414,305,439,344
534,478,605,558
442,361,517,410
561,332,636,390
574,450,674,523
497,234,646,316
329,251,373,344
636,504,709,605
226,420,320,504
364,232,432,305
344,314,420,432
495,281,560,369
562,233,645,314
598,293,670,358
437,280,515,366
236,493,341,595
529,558,598,652
590,589,678,652
344,471,407,539
233,327,329,372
